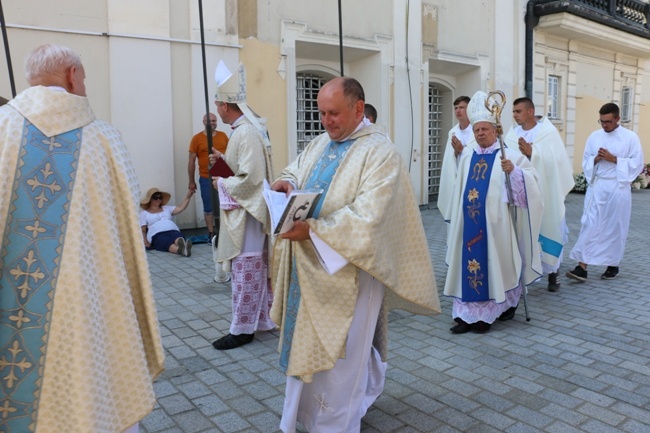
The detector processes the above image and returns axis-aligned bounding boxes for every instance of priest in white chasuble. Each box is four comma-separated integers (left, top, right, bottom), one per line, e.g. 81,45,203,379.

505,97,574,292
444,90,543,334
270,77,440,433
0,44,163,433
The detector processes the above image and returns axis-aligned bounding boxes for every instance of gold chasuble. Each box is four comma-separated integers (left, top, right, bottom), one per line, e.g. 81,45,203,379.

0,86,164,432
271,124,440,382
215,118,273,265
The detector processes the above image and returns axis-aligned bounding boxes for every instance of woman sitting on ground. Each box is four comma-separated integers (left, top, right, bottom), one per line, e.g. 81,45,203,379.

140,187,194,257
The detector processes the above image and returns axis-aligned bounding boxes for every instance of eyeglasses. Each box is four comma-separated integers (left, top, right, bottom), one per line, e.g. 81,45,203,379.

598,119,615,125
152,195,163,200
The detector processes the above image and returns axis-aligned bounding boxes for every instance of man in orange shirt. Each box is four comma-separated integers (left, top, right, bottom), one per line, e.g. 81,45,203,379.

188,113,229,240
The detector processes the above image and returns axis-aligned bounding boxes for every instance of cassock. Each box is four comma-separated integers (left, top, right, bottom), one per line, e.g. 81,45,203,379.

569,126,644,266
0,86,164,432
505,117,574,273
216,115,275,335
271,122,440,432
444,142,543,324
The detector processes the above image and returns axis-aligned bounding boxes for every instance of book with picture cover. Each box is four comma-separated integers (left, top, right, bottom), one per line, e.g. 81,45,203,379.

262,181,324,235
209,157,234,178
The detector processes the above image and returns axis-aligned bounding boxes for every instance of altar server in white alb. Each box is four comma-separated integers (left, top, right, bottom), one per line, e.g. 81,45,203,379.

566,102,644,282
444,90,543,333
505,97,574,292
438,95,475,221
0,44,164,433
210,61,276,350
271,77,440,433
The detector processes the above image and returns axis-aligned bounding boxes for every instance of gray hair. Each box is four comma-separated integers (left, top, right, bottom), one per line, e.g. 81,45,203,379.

25,44,83,85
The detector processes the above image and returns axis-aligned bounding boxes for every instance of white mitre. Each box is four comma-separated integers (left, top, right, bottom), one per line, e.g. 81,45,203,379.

214,60,272,154
467,90,497,125
214,60,246,104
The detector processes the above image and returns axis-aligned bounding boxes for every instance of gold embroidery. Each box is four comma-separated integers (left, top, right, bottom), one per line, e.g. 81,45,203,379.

9,310,31,329
41,136,62,152
0,400,18,419
466,229,483,252
466,188,481,224
26,162,62,208
0,340,33,389
466,259,484,294
9,250,45,299
25,220,47,238
471,157,488,180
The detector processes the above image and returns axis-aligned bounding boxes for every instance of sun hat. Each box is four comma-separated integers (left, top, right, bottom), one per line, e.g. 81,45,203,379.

140,188,171,209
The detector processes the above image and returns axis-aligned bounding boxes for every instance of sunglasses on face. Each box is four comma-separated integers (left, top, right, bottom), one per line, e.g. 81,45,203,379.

152,195,163,200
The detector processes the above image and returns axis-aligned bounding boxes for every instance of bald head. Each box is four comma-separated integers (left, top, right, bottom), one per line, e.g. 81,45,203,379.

318,77,366,141
25,44,86,96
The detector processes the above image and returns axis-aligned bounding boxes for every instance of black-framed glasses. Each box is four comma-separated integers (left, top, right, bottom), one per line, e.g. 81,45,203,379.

152,195,163,200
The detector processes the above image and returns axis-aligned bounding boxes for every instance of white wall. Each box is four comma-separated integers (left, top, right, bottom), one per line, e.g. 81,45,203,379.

108,38,175,197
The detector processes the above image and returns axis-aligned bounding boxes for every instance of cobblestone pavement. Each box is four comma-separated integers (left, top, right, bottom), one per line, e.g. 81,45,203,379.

140,189,650,433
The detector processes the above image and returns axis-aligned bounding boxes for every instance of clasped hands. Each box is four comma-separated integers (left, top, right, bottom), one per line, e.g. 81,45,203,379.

451,135,464,157
518,137,532,159
595,147,616,164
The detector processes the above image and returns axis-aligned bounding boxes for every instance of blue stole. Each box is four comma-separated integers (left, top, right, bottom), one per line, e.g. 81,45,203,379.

0,120,81,431
461,151,497,302
539,235,563,260
279,138,355,373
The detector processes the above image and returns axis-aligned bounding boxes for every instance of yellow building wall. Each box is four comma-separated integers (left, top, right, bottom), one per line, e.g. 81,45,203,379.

240,39,288,175
638,103,650,164
573,96,606,173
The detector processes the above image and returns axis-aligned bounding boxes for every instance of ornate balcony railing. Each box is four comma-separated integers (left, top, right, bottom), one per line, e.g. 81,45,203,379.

533,0,650,38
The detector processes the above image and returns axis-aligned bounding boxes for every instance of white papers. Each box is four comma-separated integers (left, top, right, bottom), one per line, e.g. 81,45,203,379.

263,181,347,275
310,232,349,275
262,180,324,235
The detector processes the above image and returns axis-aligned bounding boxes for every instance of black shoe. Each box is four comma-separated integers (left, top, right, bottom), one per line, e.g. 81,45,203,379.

601,266,619,280
212,333,254,350
547,272,560,292
450,319,471,334
498,306,517,321
471,321,492,334
566,265,587,282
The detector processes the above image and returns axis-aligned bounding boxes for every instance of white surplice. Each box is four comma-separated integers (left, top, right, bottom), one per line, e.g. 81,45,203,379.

505,117,574,273
437,123,476,221
569,125,644,266
280,272,386,433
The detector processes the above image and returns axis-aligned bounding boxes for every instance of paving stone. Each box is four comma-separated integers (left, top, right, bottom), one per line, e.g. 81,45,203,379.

209,411,251,433
173,409,214,432
469,407,517,430
576,402,626,426
138,191,650,433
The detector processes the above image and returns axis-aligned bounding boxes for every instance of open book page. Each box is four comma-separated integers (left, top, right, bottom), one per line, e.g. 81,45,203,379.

262,180,289,231
262,180,324,235
309,231,349,275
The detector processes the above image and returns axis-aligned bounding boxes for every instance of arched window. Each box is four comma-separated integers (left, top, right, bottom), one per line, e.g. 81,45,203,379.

296,73,328,154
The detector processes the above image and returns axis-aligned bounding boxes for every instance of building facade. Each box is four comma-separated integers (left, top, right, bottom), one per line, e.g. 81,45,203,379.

1,0,648,227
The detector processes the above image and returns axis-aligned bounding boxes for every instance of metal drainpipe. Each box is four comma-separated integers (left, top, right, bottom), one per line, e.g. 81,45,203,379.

525,0,540,98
